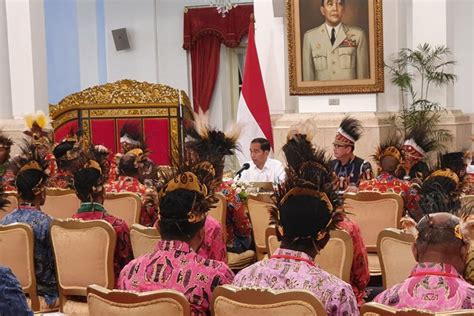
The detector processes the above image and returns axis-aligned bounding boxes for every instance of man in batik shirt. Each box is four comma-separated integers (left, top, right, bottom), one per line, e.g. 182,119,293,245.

0,265,33,315
0,156,59,308
374,212,474,311
72,160,133,282
233,178,359,315
118,171,234,315
106,150,157,226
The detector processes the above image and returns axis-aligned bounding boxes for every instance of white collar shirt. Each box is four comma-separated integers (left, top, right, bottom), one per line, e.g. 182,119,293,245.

239,158,286,183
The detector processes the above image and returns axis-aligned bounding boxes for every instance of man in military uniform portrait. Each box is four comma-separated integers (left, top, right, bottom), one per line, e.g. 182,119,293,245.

302,0,369,81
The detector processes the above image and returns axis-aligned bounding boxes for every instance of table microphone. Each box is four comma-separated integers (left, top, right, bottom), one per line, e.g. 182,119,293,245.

235,163,250,179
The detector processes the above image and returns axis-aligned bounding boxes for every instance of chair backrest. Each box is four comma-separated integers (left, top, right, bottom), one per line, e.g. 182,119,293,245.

361,302,474,315
344,192,403,251
50,219,116,301
315,229,353,283
360,302,397,315
0,222,40,310
130,224,161,258
0,192,18,221
87,284,190,316
42,188,81,219
208,192,227,240
265,225,279,255
212,285,327,316
104,192,141,227
246,198,272,260
377,228,416,289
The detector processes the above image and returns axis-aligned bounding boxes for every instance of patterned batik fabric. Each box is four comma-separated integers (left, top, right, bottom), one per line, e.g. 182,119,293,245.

216,182,252,253
1,168,16,191
72,202,133,283
45,169,74,189
330,156,373,190
374,262,474,311
465,244,474,285
0,207,59,306
197,216,227,263
337,217,370,306
105,175,158,226
0,266,33,316
232,248,359,316
118,240,234,316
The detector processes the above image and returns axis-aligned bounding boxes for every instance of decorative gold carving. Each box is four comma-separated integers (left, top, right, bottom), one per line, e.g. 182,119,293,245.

170,108,177,116
82,119,90,147
170,118,179,163
287,0,384,95
51,111,78,129
49,79,180,119
89,108,169,118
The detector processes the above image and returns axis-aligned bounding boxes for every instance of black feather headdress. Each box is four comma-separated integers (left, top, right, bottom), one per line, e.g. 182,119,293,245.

334,116,363,146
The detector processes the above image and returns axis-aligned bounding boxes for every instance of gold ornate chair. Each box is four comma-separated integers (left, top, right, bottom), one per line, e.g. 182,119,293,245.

49,80,193,165
377,228,416,289
129,223,161,258
315,229,353,284
208,192,227,236
87,284,190,316
42,188,81,219
50,219,116,314
0,223,41,311
246,198,273,260
344,191,404,276
104,192,141,227
265,227,353,283
212,285,327,316
360,302,397,315
0,191,18,221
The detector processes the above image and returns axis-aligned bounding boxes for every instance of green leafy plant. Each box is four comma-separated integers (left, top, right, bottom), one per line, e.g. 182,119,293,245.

385,43,456,149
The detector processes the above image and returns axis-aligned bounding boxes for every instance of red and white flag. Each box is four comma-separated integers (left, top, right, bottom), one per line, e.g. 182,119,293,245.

236,18,273,165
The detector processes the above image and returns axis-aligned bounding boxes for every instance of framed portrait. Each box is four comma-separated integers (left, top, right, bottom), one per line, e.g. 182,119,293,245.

287,0,384,95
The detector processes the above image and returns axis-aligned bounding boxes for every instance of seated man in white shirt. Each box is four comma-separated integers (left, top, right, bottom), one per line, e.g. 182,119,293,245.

239,138,286,183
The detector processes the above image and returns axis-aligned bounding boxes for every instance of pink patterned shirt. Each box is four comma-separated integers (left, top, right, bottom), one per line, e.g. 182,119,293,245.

118,240,234,316
374,262,474,311
233,248,359,316
197,216,227,263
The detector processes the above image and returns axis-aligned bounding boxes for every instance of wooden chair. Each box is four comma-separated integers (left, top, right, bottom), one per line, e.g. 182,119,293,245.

212,285,327,316
0,223,41,311
87,284,190,316
264,227,353,283
208,192,227,235
246,198,273,260
265,225,279,255
104,192,141,227
361,302,474,315
344,192,404,276
315,229,353,283
377,228,416,289
129,223,161,258
50,219,116,314
0,191,18,221
42,188,80,219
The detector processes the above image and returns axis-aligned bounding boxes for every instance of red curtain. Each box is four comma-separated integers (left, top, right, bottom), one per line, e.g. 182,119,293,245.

183,5,253,113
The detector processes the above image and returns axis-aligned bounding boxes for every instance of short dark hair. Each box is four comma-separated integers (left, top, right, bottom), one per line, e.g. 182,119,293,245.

321,0,345,6
73,168,101,202
16,169,46,202
251,138,270,152
119,154,138,176
159,189,208,242
416,213,464,251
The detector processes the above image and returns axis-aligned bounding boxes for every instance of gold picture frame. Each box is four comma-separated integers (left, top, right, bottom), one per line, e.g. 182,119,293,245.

287,0,384,95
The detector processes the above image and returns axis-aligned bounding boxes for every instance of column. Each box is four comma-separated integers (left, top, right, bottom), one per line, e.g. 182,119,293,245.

0,0,13,119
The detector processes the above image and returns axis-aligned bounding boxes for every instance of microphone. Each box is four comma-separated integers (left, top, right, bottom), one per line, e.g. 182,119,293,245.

235,163,250,179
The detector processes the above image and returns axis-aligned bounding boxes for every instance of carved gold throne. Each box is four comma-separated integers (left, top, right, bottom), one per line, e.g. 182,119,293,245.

49,80,193,164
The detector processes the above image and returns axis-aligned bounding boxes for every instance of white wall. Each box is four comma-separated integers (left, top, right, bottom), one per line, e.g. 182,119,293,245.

105,0,158,83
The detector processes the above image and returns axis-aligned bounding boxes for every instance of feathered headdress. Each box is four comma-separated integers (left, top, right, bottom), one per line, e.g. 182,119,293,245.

53,129,88,164
10,140,48,176
185,111,240,184
334,116,363,147
120,121,144,150
0,132,13,150
402,124,437,161
373,136,403,166
439,152,465,178
23,111,50,147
